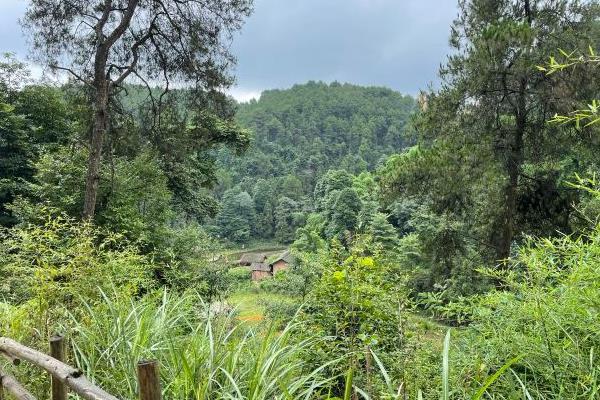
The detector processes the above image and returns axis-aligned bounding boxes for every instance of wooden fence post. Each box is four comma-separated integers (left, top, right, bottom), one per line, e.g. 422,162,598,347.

137,360,161,400
50,336,67,400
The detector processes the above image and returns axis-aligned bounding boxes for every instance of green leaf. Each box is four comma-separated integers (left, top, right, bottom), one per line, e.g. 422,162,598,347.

442,329,451,400
344,367,354,400
471,355,524,400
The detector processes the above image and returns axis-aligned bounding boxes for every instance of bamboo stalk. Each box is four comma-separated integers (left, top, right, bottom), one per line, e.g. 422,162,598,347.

137,360,161,400
0,367,37,400
50,336,68,400
0,338,119,400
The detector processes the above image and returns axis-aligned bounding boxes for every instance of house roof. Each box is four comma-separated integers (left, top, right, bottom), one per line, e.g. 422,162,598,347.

270,250,294,265
250,262,271,272
239,253,267,265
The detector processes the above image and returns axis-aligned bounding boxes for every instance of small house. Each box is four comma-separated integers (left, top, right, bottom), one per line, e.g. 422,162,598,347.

250,262,271,281
239,253,267,266
244,250,295,281
270,250,294,274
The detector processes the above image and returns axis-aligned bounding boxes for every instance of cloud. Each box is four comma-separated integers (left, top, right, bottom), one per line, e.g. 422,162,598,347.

0,0,458,96
230,0,458,95
228,87,261,103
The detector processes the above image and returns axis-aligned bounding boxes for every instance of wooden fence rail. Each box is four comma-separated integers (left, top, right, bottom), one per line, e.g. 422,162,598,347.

0,336,161,400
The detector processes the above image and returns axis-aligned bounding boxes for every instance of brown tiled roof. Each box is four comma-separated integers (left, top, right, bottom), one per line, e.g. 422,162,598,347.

270,250,294,265
239,253,267,265
250,262,271,272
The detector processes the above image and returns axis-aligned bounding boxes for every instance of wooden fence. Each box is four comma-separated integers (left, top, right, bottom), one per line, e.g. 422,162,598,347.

0,336,160,400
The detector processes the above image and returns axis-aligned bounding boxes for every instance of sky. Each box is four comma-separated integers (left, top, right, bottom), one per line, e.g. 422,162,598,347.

0,0,458,101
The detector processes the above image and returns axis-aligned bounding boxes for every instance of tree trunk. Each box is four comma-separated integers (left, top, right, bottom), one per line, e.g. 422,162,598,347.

496,77,527,263
82,67,109,219
496,0,532,263
496,158,519,262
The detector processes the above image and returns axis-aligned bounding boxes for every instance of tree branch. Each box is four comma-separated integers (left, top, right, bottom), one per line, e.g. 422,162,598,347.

49,64,93,87
103,0,140,49
95,0,113,38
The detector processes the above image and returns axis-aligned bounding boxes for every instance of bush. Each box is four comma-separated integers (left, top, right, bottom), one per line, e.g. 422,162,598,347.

158,223,227,296
0,212,153,337
13,147,174,248
302,242,410,392
262,297,302,329
258,269,305,296
226,266,252,291
448,225,600,399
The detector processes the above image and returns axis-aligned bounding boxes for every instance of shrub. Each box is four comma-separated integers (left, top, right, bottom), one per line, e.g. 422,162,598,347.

262,297,302,329
258,269,305,296
450,225,600,399
302,243,410,393
0,212,152,337
226,266,252,291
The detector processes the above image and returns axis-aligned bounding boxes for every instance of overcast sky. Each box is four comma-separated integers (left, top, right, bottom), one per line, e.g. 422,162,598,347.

0,0,458,101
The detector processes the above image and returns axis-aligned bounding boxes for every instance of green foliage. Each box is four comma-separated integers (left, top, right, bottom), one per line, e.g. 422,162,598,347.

274,196,304,244
452,224,600,399
226,266,253,292
292,213,327,253
58,290,337,400
539,46,600,128
379,0,600,297
369,213,399,252
261,296,302,329
150,108,252,222
16,147,174,247
0,100,33,226
303,243,409,389
214,83,415,243
0,213,152,336
5,8,600,400
97,151,173,244
259,269,305,296
158,223,229,298
314,170,355,213
215,189,256,243
0,55,76,227
252,178,277,239
222,82,415,191
325,187,362,241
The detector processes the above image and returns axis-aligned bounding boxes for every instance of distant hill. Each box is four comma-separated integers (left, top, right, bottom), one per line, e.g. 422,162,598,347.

215,81,416,196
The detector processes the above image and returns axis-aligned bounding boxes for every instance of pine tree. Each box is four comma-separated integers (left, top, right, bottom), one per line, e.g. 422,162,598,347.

275,196,299,244
370,213,399,252
215,190,255,243
325,187,362,240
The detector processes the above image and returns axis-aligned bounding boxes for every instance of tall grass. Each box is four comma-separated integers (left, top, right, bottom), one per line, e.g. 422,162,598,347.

65,288,338,399
364,329,523,400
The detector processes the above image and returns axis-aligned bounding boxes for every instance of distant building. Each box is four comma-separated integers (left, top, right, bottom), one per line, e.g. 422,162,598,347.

250,262,271,281
239,253,267,266
270,250,294,274
242,250,296,281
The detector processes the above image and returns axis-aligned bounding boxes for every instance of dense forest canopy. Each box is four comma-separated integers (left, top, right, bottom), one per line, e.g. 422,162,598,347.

2,0,600,399
220,82,415,187
209,82,416,243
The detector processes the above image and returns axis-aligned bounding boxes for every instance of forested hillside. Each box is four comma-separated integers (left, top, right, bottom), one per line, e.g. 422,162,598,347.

221,82,415,185
211,82,416,243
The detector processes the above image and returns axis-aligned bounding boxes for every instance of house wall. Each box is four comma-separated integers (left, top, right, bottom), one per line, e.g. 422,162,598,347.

251,270,271,281
272,260,289,275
